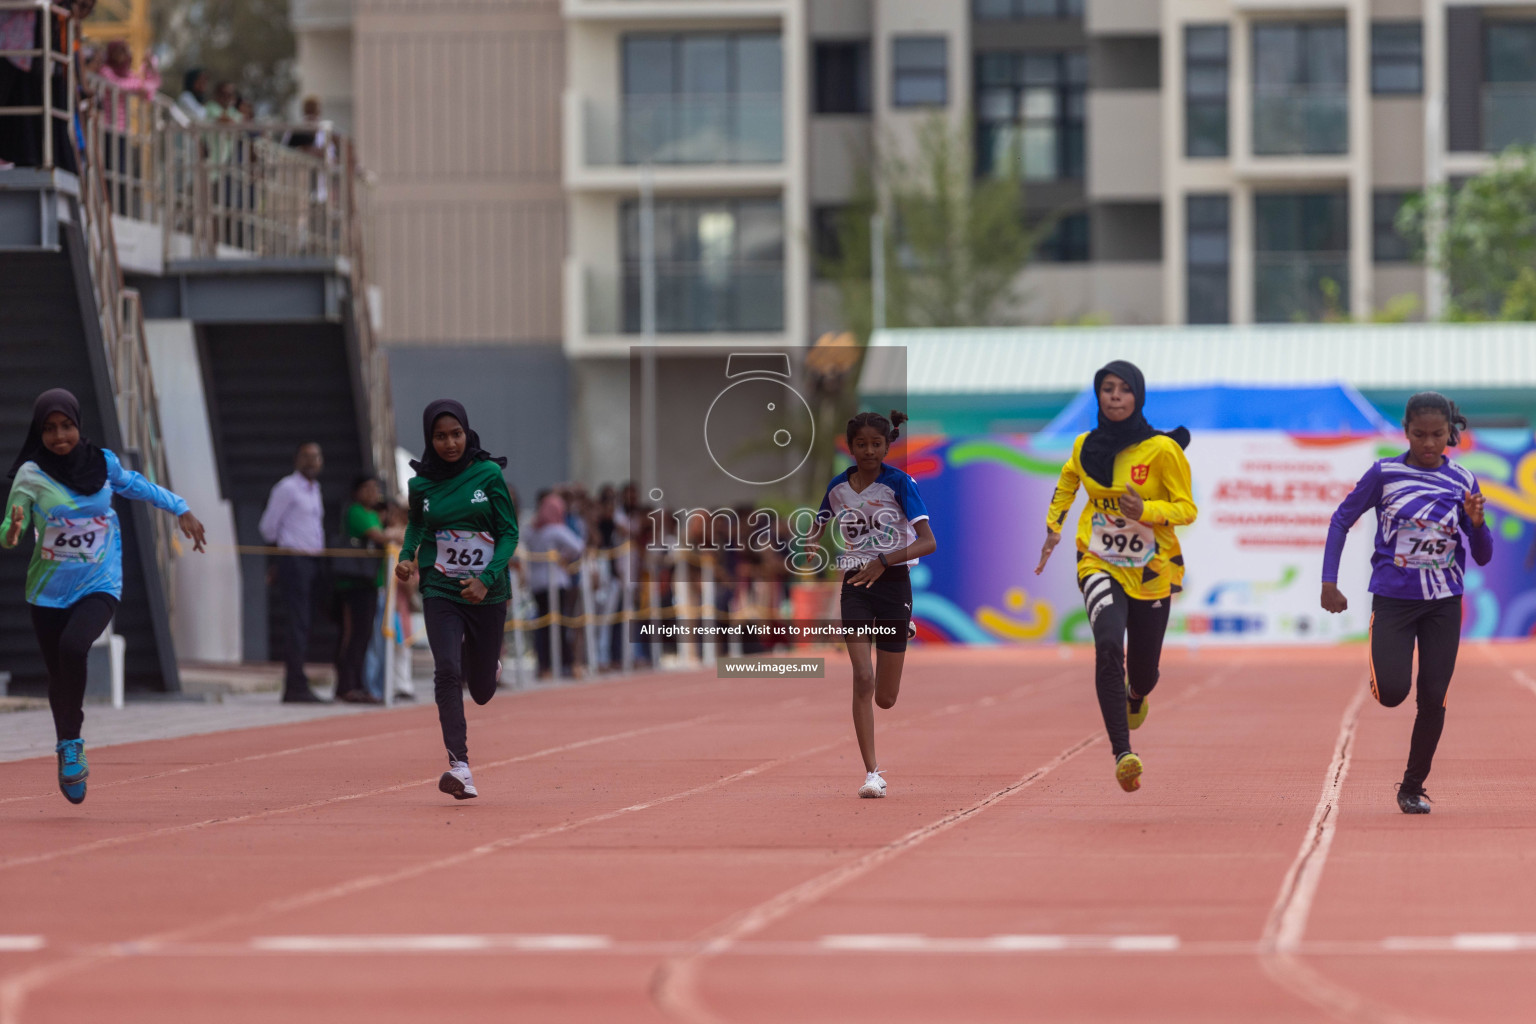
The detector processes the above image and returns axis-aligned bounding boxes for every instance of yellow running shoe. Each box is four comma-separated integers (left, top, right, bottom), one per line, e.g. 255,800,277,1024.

1115,752,1143,793
1127,680,1148,731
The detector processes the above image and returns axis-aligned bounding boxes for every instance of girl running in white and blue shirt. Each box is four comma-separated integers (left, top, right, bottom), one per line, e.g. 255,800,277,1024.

814,410,935,799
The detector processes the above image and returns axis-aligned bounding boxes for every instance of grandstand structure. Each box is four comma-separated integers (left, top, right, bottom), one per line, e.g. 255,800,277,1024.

0,7,394,692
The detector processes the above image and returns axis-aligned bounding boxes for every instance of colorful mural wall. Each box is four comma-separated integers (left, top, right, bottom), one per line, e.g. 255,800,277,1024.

903,430,1536,645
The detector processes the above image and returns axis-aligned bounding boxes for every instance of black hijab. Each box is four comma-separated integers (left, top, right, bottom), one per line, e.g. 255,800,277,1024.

409,399,507,482
1079,361,1190,488
6,389,109,495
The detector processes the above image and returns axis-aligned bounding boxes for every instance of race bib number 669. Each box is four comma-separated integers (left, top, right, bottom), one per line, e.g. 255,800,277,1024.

40,516,112,564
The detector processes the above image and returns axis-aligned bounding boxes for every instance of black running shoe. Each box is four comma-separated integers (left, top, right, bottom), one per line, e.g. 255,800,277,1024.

1397,785,1432,815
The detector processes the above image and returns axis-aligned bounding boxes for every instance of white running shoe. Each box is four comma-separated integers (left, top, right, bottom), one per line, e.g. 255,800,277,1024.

858,769,887,799
439,754,479,800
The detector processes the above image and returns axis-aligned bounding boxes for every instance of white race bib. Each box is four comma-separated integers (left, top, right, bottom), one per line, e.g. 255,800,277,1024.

1090,511,1155,568
1393,519,1456,570
433,530,494,578
39,516,112,564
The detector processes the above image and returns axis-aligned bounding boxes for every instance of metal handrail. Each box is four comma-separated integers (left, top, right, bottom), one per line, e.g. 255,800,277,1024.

1,0,394,596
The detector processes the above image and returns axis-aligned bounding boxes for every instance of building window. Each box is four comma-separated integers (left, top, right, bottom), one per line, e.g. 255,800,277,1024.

812,205,848,275
1254,192,1350,322
1253,23,1348,156
1185,26,1229,158
974,0,1083,18
620,198,784,332
1035,212,1090,262
1186,194,1230,324
976,51,1087,181
1371,23,1422,94
893,37,948,108
1373,191,1414,262
621,33,783,164
1485,22,1536,151
814,42,871,114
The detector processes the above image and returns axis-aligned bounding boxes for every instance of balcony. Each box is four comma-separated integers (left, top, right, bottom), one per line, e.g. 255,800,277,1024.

1252,87,1347,156
1254,252,1349,323
1484,84,1536,152
583,262,784,336
563,0,789,20
584,94,783,167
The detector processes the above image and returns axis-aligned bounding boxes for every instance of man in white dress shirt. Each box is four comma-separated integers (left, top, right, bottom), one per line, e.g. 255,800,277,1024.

259,442,326,703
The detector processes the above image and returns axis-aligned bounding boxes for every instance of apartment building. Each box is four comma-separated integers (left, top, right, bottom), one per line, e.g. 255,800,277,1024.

290,0,572,496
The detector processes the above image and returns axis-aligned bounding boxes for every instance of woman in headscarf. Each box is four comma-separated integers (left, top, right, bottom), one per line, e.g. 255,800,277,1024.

3,389,206,804
395,400,518,800
1035,362,1195,794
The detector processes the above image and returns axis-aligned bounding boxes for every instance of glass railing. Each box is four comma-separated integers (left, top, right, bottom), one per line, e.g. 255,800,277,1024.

585,263,785,334
1252,86,1348,156
583,94,784,166
1484,84,1536,152
1254,252,1349,322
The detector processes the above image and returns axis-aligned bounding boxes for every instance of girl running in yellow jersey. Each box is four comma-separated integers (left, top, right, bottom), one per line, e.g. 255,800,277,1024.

1035,361,1196,793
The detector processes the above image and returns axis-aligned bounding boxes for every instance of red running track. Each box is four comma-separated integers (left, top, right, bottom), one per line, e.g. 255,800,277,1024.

2,643,1536,1023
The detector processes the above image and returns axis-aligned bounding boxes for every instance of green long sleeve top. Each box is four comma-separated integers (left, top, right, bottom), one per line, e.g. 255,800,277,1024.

400,460,519,605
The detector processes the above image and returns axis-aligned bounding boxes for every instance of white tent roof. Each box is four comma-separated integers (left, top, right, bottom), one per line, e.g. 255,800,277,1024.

863,323,1536,394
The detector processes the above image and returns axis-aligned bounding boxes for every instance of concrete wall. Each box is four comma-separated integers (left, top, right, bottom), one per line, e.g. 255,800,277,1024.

388,343,571,506
143,321,243,664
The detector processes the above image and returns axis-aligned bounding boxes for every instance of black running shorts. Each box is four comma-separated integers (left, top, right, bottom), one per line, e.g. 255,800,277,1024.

840,564,913,653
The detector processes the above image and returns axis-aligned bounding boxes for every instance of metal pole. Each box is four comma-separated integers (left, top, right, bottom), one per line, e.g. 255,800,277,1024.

382,544,398,708
700,555,717,665
871,212,886,333
547,561,562,681
580,550,599,677
621,542,635,674
640,165,659,527
509,555,528,690
647,550,662,667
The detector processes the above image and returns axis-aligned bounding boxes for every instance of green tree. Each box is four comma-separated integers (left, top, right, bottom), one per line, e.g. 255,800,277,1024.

801,117,1042,505
1397,145,1536,320
147,0,296,114
819,116,1042,338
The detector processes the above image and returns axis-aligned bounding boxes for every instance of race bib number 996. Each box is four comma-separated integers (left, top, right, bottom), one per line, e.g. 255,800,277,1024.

1090,511,1155,568
40,516,112,564
433,530,495,579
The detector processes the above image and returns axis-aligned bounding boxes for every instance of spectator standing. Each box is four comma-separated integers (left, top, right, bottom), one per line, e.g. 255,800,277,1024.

525,491,583,679
332,475,385,704
176,67,208,122
97,42,157,214
259,442,327,703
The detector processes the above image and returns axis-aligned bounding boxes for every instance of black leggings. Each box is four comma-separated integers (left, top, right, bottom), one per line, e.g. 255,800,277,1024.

1081,572,1170,760
424,596,507,763
1370,594,1461,793
31,594,119,742
333,586,378,698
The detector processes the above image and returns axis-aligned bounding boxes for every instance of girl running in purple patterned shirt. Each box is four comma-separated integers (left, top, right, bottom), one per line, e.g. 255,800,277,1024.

1321,392,1492,814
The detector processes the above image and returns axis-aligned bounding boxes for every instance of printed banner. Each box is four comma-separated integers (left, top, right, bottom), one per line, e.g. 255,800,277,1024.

904,430,1536,645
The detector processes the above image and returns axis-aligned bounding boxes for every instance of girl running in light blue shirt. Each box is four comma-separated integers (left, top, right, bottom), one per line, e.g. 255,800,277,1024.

3,389,206,805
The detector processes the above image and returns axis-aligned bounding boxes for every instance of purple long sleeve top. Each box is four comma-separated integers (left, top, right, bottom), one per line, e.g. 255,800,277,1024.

1322,454,1493,601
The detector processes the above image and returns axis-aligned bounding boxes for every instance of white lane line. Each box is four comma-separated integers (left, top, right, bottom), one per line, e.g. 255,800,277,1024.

251,934,612,953
0,938,43,953
818,935,1176,954
653,663,1241,1024
1258,686,1442,1024
1261,684,1368,955
0,677,1058,1024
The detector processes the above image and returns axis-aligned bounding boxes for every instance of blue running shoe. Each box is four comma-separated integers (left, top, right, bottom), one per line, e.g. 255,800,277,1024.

56,738,88,804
